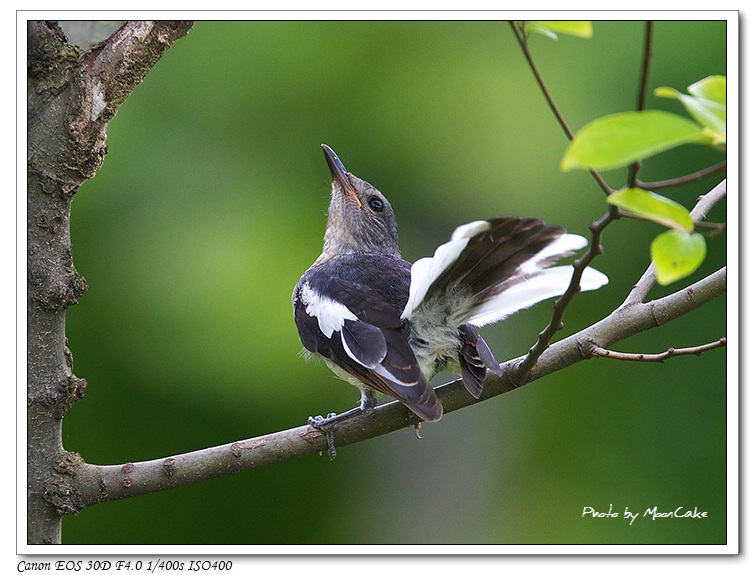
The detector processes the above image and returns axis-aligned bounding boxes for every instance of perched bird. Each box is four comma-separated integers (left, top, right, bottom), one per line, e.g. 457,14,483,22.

293,144,607,434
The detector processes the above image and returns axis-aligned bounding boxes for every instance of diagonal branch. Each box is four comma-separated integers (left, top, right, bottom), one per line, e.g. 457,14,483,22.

508,20,614,196
513,206,617,383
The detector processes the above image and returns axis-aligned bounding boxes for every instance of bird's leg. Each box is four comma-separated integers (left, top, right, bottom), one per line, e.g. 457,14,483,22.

307,390,377,459
307,408,361,460
308,411,347,460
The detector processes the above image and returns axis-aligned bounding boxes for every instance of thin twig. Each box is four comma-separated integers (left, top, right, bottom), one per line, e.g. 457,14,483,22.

590,337,726,362
509,21,573,139
636,21,654,113
508,21,614,196
697,221,727,237
637,161,727,190
627,22,654,188
614,209,725,233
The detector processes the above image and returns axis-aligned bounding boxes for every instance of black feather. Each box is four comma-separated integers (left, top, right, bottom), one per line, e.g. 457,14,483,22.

293,253,443,421
426,217,566,306
458,323,502,398
341,320,387,368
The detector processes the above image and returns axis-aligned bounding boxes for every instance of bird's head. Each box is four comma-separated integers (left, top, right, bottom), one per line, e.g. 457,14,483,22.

319,144,400,261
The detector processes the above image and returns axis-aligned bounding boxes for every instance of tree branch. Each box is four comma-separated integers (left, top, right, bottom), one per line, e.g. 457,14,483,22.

590,337,726,362
637,160,727,190
61,264,725,512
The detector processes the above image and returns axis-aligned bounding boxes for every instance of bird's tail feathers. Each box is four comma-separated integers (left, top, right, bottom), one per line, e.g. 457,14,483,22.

458,324,503,398
467,265,608,326
402,217,608,326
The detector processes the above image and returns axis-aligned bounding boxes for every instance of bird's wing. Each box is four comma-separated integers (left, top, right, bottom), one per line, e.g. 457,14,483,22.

294,265,442,421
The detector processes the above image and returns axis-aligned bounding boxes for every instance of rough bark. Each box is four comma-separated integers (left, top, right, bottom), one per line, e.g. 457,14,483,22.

26,19,193,545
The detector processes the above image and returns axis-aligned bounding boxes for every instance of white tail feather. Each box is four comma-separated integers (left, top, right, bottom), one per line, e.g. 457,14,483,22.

467,266,608,326
519,234,586,275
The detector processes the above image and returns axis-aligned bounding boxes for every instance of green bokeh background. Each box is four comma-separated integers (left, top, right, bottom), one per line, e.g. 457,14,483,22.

63,20,728,545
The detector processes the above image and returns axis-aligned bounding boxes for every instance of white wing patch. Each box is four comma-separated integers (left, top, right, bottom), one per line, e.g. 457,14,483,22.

300,282,392,372
299,282,357,338
402,238,468,320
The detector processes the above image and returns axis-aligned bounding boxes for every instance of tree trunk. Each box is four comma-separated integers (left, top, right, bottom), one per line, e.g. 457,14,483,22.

26,19,193,545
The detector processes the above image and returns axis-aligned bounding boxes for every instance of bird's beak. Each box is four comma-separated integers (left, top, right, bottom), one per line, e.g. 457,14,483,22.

322,144,362,208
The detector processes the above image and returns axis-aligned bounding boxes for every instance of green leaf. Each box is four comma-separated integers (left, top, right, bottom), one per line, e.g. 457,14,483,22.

654,76,726,137
608,188,694,232
688,75,726,105
561,110,706,172
525,21,593,39
524,22,558,40
651,230,707,285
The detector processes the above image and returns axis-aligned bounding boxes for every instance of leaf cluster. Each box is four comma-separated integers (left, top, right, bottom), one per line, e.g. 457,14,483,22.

526,21,725,285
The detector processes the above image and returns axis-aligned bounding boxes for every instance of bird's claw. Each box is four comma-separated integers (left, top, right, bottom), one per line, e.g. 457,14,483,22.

308,413,339,459
308,407,365,459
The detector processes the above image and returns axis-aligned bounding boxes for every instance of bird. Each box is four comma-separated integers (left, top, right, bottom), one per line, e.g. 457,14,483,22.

293,144,608,452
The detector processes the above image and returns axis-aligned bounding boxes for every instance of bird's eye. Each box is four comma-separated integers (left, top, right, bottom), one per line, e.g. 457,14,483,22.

368,197,384,212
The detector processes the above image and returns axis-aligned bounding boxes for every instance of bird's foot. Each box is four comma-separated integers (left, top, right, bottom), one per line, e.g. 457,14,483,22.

307,407,363,459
